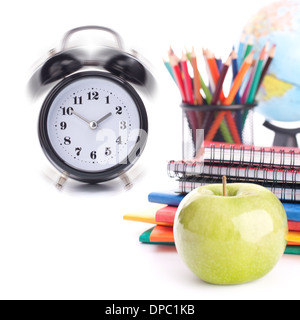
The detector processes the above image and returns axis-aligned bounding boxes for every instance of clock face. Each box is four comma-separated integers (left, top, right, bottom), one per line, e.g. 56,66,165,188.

39,71,148,183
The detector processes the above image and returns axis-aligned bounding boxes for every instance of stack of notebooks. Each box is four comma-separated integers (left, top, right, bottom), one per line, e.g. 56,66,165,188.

169,141,300,202
124,191,300,255
124,142,300,255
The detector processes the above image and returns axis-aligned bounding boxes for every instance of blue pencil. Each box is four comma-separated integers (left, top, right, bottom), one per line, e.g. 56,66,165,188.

163,59,176,83
216,57,223,72
232,49,241,104
232,48,242,140
237,32,246,68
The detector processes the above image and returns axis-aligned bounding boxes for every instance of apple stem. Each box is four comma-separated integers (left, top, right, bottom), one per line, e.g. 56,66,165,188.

223,176,227,197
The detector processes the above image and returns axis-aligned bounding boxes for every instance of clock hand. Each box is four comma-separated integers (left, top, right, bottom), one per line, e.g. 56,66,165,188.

71,110,91,124
71,110,112,130
89,113,112,130
96,112,113,125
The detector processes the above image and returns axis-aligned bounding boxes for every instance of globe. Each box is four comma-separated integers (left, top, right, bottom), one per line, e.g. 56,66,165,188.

243,0,300,122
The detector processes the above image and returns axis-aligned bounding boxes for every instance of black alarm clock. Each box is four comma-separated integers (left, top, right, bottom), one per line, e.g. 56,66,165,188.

30,26,153,185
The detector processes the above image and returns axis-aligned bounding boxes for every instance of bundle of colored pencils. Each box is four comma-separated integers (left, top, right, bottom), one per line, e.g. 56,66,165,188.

164,38,276,144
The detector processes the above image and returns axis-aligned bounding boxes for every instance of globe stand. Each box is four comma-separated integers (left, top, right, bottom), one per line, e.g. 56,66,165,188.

263,121,300,148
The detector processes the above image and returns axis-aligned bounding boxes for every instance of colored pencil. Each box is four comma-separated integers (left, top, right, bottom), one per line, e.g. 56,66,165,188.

190,48,203,104
188,49,212,103
163,59,176,83
203,48,215,93
180,53,199,142
216,57,223,72
206,50,240,143
193,50,233,143
246,48,267,104
237,32,246,68
186,49,205,135
211,55,235,144
168,46,174,56
208,54,241,144
224,51,255,105
241,59,257,103
231,48,241,104
243,35,253,61
205,51,254,142
211,55,232,105
231,48,242,139
181,53,194,105
241,48,267,127
169,55,187,102
168,46,180,64
225,111,242,144
256,44,276,93
206,50,226,102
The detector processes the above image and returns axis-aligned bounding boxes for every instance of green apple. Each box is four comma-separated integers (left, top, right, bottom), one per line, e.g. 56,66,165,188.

174,183,288,285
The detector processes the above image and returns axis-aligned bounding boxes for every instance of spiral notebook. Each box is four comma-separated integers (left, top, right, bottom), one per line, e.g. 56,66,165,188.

168,142,300,203
177,176,300,202
196,141,300,169
169,162,300,183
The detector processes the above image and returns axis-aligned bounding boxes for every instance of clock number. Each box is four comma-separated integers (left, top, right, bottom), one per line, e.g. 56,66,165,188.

90,151,97,160
60,122,67,130
61,107,73,116
116,136,122,145
74,96,83,105
120,121,127,130
116,106,123,115
87,91,99,100
105,147,112,156
75,147,82,156
64,137,71,145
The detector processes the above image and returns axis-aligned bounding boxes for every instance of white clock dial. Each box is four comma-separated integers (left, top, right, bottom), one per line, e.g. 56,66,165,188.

45,74,143,172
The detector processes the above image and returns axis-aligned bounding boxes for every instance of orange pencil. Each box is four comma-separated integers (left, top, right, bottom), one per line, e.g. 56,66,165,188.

190,48,203,104
205,51,254,142
206,50,226,101
209,54,242,144
223,51,255,105
224,112,241,144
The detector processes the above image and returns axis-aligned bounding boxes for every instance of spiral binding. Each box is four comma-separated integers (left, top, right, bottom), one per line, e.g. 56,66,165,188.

169,160,299,183
170,142,300,201
202,143,300,169
177,174,300,202
170,163,300,203
167,160,175,178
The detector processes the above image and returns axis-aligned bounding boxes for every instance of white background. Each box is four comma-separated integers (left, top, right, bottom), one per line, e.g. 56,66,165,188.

1,0,299,300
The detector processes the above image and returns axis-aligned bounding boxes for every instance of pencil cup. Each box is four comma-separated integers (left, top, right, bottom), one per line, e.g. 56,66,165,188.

181,103,257,160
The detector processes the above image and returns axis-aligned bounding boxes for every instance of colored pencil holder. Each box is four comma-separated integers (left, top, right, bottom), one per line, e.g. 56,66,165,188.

181,103,257,160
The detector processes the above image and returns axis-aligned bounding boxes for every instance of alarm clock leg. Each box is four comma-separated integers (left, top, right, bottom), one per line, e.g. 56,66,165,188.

120,173,133,190
56,172,69,190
